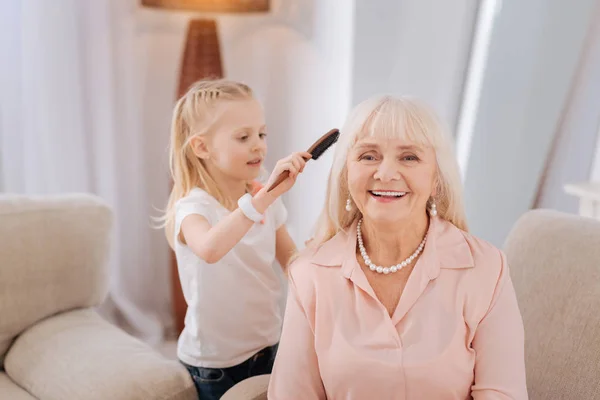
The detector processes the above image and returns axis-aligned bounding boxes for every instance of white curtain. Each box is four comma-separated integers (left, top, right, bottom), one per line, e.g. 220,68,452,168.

0,0,173,344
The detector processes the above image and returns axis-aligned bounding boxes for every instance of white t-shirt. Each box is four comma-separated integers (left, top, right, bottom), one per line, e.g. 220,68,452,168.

174,187,287,368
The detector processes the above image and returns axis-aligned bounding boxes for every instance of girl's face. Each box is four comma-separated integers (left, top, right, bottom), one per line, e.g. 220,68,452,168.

191,98,267,184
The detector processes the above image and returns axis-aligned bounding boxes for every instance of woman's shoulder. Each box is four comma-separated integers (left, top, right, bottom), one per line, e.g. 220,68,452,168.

287,247,325,282
462,230,504,262
437,219,505,268
452,226,509,288
446,226,516,326
287,231,350,287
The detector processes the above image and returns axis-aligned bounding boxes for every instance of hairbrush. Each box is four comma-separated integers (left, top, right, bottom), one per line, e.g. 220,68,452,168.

267,128,340,192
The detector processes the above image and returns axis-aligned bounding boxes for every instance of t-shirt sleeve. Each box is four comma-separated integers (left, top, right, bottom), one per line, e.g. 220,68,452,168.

174,193,215,245
271,197,288,230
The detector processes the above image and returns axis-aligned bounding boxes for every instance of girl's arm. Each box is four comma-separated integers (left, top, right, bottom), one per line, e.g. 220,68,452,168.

180,191,273,264
181,152,310,264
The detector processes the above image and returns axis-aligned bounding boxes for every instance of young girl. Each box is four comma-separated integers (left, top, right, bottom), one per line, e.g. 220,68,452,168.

162,79,310,400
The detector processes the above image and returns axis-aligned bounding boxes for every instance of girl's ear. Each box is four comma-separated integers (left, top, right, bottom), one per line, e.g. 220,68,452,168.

190,136,210,160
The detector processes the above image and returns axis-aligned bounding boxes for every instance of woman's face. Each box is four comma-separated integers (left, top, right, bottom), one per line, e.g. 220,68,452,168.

346,136,438,227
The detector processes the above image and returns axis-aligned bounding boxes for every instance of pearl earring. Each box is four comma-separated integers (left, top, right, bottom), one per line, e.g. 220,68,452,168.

345,198,352,212
429,200,438,217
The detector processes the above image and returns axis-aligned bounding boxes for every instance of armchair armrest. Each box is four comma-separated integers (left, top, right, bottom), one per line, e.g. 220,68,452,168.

4,309,196,400
222,374,270,400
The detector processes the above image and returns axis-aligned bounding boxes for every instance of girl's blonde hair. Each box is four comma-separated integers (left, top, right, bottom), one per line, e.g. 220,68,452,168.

312,95,468,245
161,79,254,248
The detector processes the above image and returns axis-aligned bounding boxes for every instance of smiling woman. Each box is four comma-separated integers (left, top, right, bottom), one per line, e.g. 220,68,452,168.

268,95,528,400
315,95,468,246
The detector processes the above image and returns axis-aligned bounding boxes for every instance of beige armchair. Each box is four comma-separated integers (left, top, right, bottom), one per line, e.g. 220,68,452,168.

505,209,600,399
0,194,197,400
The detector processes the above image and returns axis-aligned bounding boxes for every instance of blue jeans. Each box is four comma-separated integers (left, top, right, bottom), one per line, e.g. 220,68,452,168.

182,344,278,400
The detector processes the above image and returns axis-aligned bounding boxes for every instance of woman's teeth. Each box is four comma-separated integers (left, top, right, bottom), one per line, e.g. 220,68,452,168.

370,191,406,197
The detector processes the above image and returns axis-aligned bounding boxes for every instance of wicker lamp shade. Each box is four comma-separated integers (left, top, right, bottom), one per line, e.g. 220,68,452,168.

141,0,269,13
177,19,222,96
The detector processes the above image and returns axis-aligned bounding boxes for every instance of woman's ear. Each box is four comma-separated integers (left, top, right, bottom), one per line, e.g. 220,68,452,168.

431,175,440,198
190,136,210,160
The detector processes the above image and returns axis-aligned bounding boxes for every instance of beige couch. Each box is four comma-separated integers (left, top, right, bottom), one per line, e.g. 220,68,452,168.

0,194,197,400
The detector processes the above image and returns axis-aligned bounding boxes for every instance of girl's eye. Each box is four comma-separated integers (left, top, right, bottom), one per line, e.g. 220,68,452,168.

259,133,267,139
239,135,249,142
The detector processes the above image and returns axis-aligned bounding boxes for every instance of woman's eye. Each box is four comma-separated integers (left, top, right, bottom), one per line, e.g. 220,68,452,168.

359,154,376,161
402,154,419,162
239,135,249,142
259,133,267,139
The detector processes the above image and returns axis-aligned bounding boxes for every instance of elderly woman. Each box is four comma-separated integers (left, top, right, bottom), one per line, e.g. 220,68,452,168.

268,96,527,399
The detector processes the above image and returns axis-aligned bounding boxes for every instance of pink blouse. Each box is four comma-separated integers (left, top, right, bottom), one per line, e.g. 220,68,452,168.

268,217,527,399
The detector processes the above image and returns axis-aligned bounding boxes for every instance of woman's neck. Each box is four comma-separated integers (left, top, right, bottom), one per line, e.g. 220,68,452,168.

360,214,429,266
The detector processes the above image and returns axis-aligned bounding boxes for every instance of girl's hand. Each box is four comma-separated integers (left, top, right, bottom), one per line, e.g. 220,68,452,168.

265,152,312,198
251,152,311,214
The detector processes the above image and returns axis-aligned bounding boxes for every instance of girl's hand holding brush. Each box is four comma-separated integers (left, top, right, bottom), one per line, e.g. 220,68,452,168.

252,128,340,214
252,152,312,213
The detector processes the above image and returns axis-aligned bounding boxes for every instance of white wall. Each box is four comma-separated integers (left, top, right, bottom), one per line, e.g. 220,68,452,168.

592,128,600,182
588,7,600,184
536,4,600,212
351,0,478,129
459,0,596,246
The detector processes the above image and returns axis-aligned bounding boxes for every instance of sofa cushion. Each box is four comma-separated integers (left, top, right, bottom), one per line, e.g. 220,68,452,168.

222,374,269,400
0,372,37,400
5,308,196,400
0,194,112,368
505,210,600,399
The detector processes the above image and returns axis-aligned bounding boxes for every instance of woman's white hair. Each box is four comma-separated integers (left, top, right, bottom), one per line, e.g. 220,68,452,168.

312,95,468,245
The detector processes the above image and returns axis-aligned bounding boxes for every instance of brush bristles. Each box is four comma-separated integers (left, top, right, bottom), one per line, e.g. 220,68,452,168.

311,130,340,160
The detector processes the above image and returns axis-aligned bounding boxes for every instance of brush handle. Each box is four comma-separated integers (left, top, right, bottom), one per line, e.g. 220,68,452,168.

267,171,290,192
266,156,310,193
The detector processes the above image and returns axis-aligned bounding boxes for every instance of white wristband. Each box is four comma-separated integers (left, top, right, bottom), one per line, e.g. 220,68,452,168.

237,193,264,223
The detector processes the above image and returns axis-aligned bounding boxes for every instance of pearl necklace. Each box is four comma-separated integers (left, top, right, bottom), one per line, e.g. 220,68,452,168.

357,219,427,275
